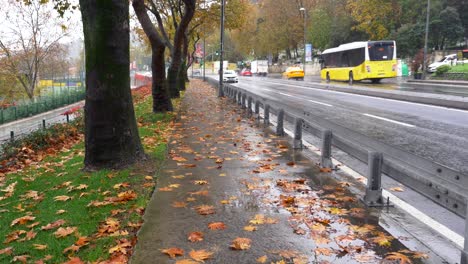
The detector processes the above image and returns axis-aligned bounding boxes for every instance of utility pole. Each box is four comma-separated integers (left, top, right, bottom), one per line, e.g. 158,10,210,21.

203,0,206,81
422,0,431,79
300,7,306,76
218,0,225,97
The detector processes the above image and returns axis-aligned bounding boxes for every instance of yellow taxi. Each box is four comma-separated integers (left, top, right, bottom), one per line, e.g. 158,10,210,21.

282,66,304,80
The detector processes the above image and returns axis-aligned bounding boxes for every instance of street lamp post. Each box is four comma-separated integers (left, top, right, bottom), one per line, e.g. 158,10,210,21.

218,0,225,97
422,0,431,79
300,7,306,76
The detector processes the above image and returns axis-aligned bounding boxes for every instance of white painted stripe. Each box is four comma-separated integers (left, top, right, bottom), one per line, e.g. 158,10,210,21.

363,113,415,128
308,99,333,107
277,92,333,107
269,117,463,249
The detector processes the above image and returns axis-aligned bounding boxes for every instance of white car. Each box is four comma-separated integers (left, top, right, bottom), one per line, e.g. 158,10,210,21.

427,54,457,73
222,70,238,83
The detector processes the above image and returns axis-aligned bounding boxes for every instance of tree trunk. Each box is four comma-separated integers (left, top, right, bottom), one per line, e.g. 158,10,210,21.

80,0,145,170
182,33,190,85
167,0,195,97
132,0,173,112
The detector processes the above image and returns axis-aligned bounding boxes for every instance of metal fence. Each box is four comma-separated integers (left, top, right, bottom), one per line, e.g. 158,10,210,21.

205,78,468,263
0,79,85,125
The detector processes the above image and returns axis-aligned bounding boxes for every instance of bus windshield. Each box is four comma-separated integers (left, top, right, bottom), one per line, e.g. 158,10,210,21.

368,42,394,61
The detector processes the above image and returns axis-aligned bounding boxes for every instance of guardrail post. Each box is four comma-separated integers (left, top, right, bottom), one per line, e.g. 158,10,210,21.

254,101,260,123
241,94,246,108
462,202,468,264
237,91,241,105
362,152,385,207
10,131,14,142
321,130,333,168
247,97,253,117
264,104,270,127
66,114,70,123
42,119,46,129
293,118,303,149
276,109,285,136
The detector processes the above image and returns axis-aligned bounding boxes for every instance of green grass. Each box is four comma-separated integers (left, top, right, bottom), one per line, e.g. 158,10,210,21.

0,93,176,263
449,63,468,72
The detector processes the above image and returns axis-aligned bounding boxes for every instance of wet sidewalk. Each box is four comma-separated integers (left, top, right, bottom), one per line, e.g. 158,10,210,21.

131,80,427,263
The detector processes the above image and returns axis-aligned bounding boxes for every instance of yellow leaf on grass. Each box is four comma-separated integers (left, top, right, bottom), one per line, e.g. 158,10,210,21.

161,248,184,258
0,247,13,255
189,249,214,262
33,244,47,250
63,244,81,253
230,237,251,250
41,219,66,230
11,215,35,226
54,227,77,238
54,195,72,202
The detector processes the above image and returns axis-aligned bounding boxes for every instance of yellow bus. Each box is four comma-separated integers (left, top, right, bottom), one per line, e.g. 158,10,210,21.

320,41,397,84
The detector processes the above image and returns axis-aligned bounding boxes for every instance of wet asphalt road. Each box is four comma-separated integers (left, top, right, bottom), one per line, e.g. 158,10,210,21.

232,76,468,175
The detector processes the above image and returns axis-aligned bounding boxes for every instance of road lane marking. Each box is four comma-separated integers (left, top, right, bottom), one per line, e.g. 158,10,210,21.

277,92,333,107
362,113,415,128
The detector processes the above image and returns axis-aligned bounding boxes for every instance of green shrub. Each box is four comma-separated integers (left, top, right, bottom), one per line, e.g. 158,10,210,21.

435,65,451,76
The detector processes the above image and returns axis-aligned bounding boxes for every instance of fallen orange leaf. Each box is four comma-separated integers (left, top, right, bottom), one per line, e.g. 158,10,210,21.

10,215,35,226
195,205,215,215
0,247,13,255
54,227,77,238
208,222,226,230
189,249,213,262
257,255,268,263
230,237,251,250
41,219,65,230
188,231,204,242
161,248,185,258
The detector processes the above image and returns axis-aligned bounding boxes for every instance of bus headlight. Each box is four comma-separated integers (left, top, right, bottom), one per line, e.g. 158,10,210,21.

366,65,371,73
392,64,396,71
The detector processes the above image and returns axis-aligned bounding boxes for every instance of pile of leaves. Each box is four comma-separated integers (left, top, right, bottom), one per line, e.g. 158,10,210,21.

0,115,84,175
131,85,152,103
0,92,176,263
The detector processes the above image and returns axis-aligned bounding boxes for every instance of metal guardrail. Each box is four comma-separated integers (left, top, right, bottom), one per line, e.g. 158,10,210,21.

215,81,468,217
203,75,468,260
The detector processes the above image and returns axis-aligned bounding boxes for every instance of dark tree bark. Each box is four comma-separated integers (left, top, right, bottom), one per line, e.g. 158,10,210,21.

167,0,196,98
80,0,145,170
133,0,173,112
181,32,190,86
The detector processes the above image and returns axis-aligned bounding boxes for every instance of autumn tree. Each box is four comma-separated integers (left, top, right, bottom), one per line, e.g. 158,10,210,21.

133,0,173,112
346,0,395,40
0,0,70,100
80,0,145,169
